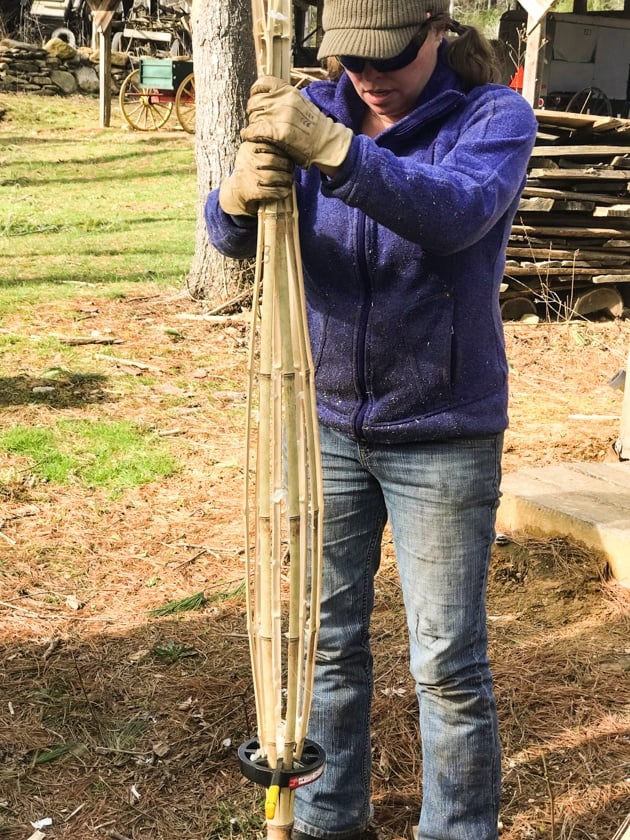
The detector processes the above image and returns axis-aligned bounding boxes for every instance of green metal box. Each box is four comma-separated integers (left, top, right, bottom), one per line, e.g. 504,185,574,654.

139,58,193,91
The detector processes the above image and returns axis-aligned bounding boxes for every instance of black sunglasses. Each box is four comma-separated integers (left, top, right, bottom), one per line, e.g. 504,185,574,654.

339,31,427,74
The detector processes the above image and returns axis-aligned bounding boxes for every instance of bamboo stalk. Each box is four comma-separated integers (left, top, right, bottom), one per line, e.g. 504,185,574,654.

243,1,324,837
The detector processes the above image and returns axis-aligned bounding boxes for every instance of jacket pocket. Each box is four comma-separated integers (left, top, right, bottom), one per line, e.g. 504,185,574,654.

403,289,454,409
368,289,454,419
306,303,329,374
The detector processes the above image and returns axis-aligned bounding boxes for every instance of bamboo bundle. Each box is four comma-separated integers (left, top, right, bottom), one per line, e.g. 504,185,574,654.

237,2,325,839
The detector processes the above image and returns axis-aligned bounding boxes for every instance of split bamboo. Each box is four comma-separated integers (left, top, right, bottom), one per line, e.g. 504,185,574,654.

244,2,324,839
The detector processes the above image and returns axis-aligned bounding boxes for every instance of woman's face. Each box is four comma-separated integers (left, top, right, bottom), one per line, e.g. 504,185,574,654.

344,26,443,126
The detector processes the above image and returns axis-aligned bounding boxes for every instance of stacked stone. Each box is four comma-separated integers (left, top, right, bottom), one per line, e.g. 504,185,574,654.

0,37,131,96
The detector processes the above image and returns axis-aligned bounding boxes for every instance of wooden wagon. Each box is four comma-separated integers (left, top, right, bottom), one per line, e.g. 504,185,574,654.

119,57,195,133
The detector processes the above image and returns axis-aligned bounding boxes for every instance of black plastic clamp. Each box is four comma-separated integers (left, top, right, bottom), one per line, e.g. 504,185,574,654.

238,737,326,790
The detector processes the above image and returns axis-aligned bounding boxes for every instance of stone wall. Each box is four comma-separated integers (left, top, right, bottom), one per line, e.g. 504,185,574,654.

0,37,132,96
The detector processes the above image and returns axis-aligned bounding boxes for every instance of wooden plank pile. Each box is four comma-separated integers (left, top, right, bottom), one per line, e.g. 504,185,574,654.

502,110,630,321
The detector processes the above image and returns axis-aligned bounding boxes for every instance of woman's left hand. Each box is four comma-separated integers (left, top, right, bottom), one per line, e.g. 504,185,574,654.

243,75,353,171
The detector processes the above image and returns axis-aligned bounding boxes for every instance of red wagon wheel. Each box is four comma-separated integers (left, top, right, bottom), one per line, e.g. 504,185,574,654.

119,69,173,131
175,72,195,134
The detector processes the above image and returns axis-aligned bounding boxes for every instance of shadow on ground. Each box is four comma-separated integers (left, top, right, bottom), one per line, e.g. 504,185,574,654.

0,373,111,408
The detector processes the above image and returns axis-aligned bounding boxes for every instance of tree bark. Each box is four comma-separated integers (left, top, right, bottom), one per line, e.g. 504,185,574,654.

186,0,257,306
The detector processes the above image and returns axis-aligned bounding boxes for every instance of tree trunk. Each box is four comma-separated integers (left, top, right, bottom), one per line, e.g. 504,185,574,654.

186,0,257,306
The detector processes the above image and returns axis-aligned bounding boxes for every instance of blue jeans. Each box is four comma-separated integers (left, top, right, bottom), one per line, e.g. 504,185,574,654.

294,426,502,840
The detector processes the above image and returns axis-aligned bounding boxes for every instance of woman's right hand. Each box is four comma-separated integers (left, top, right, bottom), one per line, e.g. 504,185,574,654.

218,140,294,217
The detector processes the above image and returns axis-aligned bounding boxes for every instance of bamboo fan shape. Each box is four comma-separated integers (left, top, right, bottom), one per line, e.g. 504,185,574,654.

236,2,325,839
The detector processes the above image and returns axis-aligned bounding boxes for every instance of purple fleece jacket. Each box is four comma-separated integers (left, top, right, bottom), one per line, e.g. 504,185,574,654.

205,45,538,444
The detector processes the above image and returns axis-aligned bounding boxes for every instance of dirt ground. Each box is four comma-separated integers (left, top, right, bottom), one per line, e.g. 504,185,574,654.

0,288,629,840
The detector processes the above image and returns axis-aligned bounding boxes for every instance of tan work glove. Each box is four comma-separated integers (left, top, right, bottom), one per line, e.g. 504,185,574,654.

219,140,294,217
242,75,353,171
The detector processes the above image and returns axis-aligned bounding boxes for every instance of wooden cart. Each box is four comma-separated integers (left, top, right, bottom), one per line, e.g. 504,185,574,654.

119,57,195,133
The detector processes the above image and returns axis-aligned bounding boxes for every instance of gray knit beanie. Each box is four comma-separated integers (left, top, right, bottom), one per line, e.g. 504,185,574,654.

317,0,451,60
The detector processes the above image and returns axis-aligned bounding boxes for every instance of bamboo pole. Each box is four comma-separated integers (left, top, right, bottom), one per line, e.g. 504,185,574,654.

241,1,324,838
612,813,630,840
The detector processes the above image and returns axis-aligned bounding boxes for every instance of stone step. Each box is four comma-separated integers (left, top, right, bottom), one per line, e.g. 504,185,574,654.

497,462,630,586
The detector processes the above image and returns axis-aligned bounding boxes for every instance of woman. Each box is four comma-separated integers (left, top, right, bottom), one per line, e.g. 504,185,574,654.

205,1,537,838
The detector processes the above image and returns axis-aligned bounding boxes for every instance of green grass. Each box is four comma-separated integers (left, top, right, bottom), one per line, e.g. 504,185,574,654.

0,92,196,309
0,419,180,493
0,94,101,131
0,94,194,494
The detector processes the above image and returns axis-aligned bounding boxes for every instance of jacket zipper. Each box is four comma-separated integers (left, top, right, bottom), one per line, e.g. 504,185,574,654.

347,92,464,440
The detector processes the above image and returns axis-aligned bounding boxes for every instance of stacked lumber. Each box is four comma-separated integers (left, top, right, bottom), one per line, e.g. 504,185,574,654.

502,110,630,321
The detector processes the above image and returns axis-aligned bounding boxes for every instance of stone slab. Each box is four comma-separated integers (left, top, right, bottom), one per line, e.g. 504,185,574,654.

497,462,630,586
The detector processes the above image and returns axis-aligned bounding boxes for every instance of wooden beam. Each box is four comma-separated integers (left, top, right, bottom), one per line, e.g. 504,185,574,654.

594,205,630,218
534,110,630,132
522,186,629,206
512,224,630,238
92,8,116,30
521,13,545,108
87,0,119,123
506,245,630,261
505,266,630,276
315,0,323,47
528,168,630,181
98,25,112,128
593,274,630,284
85,0,119,10
530,145,630,158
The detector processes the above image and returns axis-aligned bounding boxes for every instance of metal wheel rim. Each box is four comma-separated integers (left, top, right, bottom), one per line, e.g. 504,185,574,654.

175,72,195,134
